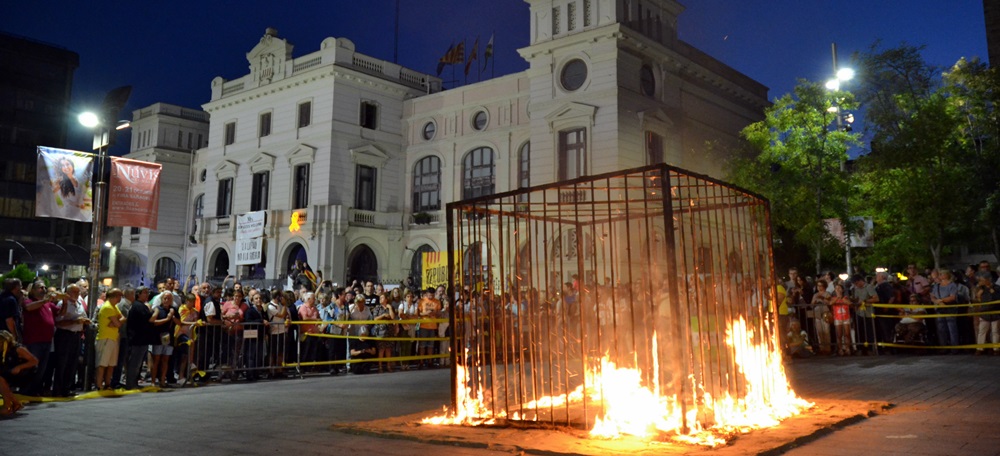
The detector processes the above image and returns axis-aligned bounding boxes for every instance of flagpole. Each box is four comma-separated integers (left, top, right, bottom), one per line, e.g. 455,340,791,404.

463,38,468,86
491,33,496,79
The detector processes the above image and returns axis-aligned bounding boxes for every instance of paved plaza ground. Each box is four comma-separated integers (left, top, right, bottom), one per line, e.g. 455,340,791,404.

3,354,999,455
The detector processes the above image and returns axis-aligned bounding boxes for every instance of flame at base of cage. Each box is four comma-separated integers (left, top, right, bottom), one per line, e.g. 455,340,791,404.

422,317,812,448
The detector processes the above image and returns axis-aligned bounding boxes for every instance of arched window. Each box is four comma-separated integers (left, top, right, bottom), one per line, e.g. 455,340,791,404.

412,156,441,211
518,142,530,189
154,257,178,285
463,147,495,200
409,244,435,288
194,194,204,219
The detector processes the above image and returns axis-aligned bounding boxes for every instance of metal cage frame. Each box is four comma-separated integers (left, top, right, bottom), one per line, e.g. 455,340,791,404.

445,164,779,432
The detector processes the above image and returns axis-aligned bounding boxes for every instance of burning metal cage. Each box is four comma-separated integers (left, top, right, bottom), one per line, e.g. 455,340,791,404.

445,164,781,434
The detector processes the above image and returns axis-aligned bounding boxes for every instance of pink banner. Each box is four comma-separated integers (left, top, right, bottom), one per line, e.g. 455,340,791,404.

107,157,162,230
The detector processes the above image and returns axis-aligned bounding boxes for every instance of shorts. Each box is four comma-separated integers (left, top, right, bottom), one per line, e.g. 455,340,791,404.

96,338,120,367
151,344,174,356
417,328,437,349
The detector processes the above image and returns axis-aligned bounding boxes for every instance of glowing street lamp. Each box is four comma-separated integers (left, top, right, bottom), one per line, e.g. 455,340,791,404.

77,86,132,392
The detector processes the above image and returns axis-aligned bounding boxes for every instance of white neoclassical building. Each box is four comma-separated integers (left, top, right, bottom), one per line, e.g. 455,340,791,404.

121,0,770,288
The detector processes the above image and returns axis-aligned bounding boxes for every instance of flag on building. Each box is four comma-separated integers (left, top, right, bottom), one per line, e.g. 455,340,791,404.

106,157,163,230
482,33,494,71
35,146,94,222
451,41,465,64
465,36,479,76
436,43,455,75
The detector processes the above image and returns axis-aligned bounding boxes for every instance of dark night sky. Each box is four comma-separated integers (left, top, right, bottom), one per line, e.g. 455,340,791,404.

5,0,988,154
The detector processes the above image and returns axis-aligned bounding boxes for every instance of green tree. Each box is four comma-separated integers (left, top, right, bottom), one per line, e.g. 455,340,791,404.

944,57,1000,261
851,44,975,268
730,80,860,275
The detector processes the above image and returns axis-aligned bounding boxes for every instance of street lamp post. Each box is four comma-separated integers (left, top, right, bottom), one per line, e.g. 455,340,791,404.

78,86,131,392
826,43,855,276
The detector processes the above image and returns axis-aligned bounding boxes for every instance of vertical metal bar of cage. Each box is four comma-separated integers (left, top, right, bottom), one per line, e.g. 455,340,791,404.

558,185,570,426
541,186,556,424
705,181,731,403
605,177,620,365
621,173,638,371
447,203,458,413
497,196,512,418
510,195,526,420
529,201,543,421
569,182,586,428
639,170,656,386
714,182,743,405
661,167,689,432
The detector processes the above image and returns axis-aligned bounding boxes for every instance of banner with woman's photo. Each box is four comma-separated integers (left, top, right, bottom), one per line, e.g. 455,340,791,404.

35,146,94,222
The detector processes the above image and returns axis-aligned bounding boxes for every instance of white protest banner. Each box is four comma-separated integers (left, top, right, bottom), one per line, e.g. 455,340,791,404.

235,238,264,265
35,146,94,222
236,211,266,240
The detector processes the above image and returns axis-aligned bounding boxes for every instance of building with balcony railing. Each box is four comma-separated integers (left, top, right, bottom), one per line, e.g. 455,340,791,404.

183,27,440,285
123,0,770,288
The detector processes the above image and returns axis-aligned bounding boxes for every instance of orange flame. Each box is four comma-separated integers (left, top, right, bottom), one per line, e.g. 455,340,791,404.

423,316,811,447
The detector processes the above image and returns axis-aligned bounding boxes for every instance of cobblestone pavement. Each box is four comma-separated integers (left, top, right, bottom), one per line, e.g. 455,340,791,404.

3,355,998,455
783,354,1000,456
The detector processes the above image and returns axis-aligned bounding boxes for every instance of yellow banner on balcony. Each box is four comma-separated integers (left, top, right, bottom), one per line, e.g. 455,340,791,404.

422,250,460,289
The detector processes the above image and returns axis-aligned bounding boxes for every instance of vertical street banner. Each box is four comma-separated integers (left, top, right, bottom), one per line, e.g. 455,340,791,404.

235,211,266,266
236,211,267,240
422,250,460,289
235,238,264,265
35,146,94,222
106,157,162,230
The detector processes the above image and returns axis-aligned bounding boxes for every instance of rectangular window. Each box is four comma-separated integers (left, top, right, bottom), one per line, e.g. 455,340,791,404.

216,178,233,217
130,227,140,235
251,171,270,211
259,112,272,137
646,131,664,164
298,101,312,128
188,132,193,149
224,122,236,145
293,164,310,209
552,6,561,35
360,101,378,130
197,134,204,147
355,165,376,211
558,128,587,180
568,2,576,31
177,130,182,148
584,0,592,26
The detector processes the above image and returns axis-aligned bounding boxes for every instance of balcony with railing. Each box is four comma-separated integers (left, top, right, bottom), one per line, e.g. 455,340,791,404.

348,208,402,230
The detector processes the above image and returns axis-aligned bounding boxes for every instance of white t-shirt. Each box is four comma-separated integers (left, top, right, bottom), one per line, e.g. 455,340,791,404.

203,300,218,318
398,301,417,336
266,301,287,335
348,304,372,337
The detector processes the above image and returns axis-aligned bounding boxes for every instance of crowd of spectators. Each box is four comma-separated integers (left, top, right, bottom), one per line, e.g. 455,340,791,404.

779,260,1000,357
0,272,451,417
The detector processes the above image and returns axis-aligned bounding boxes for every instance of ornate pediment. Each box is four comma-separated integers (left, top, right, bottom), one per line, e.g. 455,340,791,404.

287,144,316,167
545,102,597,130
350,143,389,168
248,152,276,173
637,107,676,130
214,160,240,180
247,28,294,87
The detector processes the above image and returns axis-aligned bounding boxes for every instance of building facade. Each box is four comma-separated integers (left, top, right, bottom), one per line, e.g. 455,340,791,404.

124,0,769,288
0,32,87,275
116,103,209,287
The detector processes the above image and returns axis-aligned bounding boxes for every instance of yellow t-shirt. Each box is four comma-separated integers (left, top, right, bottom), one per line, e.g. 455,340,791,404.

777,284,789,315
96,302,123,340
